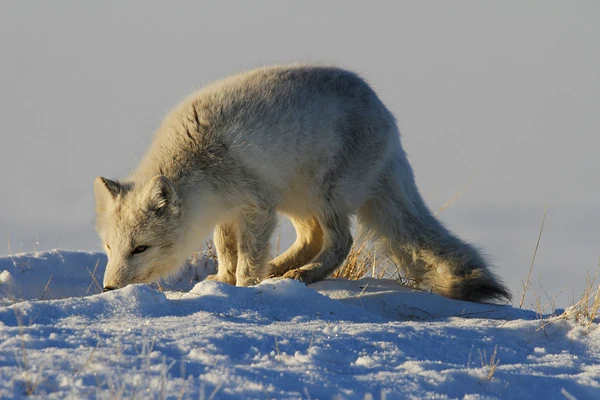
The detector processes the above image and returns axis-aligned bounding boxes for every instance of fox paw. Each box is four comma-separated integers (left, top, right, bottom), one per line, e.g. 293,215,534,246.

205,273,236,285
236,276,262,287
282,268,309,283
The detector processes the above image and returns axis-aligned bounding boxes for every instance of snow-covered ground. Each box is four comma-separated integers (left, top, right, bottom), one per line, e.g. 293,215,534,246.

0,251,598,399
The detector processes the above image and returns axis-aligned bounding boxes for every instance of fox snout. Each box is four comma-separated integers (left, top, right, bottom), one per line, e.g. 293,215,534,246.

103,264,131,292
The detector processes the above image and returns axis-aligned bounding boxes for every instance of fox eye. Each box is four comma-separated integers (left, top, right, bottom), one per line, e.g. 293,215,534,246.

105,244,111,251
132,245,148,255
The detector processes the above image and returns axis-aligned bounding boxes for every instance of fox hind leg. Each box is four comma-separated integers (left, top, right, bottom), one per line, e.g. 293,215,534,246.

269,216,323,277
283,209,352,284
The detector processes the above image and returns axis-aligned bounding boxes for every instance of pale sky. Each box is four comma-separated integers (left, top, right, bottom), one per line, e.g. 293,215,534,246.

1,1,599,307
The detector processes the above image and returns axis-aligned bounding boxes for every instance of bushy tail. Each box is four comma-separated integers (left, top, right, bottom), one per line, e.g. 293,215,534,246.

357,156,511,303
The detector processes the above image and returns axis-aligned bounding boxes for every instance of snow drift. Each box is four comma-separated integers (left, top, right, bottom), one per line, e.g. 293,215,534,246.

0,251,598,399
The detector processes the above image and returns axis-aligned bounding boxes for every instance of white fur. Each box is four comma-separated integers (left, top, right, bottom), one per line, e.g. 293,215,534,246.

94,65,510,302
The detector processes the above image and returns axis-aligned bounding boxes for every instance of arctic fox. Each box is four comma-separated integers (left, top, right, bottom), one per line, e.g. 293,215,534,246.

94,65,510,302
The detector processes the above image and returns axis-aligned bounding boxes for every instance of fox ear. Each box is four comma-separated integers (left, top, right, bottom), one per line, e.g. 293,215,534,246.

94,177,121,212
143,175,180,215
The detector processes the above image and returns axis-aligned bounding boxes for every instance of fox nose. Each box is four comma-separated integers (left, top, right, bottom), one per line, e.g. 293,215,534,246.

103,286,117,292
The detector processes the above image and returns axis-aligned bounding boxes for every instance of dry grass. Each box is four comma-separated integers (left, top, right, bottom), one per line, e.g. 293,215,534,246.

39,275,52,301
479,346,500,381
13,255,32,273
519,205,548,308
332,242,385,280
539,268,600,332
434,172,478,216
86,259,103,295
514,204,598,333
574,273,600,329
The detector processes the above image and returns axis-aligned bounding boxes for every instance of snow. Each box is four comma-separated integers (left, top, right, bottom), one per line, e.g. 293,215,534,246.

1,251,599,399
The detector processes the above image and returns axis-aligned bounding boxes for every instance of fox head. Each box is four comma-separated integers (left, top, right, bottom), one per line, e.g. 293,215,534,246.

94,175,185,291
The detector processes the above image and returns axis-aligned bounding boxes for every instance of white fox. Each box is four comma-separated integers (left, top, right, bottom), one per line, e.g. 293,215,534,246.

94,65,510,302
